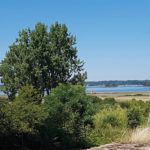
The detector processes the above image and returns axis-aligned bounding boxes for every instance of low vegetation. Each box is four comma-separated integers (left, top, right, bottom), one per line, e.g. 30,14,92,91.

0,84,150,149
0,22,149,149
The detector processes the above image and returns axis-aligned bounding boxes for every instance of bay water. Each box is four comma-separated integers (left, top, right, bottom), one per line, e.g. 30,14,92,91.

1,86,150,96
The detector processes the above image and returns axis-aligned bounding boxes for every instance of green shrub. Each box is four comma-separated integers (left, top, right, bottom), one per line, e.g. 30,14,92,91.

127,106,144,128
94,106,127,129
143,101,150,116
89,106,128,145
87,126,127,146
97,97,118,110
119,101,131,109
44,84,95,149
119,99,148,128
0,99,48,149
1,100,47,134
86,95,102,112
17,85,42,103
103,97,117,106
119,99,145,109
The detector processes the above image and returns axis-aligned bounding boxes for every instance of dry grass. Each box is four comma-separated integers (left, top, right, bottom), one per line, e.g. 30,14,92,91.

130,127,150,144
89,92,150,102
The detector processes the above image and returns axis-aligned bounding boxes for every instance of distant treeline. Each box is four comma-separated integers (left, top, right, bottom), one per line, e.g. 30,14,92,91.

86,80,150,87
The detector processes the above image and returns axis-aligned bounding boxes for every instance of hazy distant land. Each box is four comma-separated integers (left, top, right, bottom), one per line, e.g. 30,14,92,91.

86,80,150,87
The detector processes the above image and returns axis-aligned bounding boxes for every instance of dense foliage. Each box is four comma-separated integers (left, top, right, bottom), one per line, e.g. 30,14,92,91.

43,84,96,149
0,84,150,149
0,84,96,149
0,22,86,100
0,96,48,149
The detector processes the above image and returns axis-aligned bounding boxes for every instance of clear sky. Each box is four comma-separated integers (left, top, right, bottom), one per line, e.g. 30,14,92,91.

0,0,150,81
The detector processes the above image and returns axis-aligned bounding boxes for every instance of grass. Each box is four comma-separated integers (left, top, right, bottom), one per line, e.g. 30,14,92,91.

124,94,147,96
130,127,150,144
90,92,150,101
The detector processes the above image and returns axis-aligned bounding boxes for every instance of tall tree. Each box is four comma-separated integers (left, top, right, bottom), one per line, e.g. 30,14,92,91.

0,22,86,99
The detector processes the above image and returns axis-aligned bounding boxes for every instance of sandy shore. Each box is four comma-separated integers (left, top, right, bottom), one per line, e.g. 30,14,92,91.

88,91,150,101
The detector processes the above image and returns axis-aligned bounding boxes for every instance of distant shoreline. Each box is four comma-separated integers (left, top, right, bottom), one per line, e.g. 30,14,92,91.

86,80,150,87
86,85,150,94
86,85,148,88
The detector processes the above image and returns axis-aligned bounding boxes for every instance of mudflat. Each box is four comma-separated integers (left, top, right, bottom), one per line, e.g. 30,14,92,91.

89,92,150,101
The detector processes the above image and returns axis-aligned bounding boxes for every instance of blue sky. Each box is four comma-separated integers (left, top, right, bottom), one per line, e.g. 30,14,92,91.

0,0,150,80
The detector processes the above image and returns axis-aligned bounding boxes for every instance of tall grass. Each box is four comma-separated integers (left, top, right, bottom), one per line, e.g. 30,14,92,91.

94,105,127,129
130,127,150,144
88,105,128,145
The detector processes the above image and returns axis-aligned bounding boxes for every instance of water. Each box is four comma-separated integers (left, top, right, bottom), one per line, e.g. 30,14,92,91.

1,86,150,96
0,90,4,96
86,86,150,93
0,84,5,95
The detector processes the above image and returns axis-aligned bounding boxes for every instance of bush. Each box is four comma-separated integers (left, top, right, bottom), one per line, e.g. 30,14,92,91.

87,126,127,146
17,85,42,103
119,99,148,128
94,106,127,129
86,95,102,112
103,97,117,106
127,107,144,129
0,100,48,149
3,84,150,149
120,99,150,128
0,84,98,149
143,101,150,116
97,97,117,110
90,106,127,145
44,84,95,149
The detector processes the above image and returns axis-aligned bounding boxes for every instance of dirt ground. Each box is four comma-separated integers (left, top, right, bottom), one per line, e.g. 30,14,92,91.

87,143,150,150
